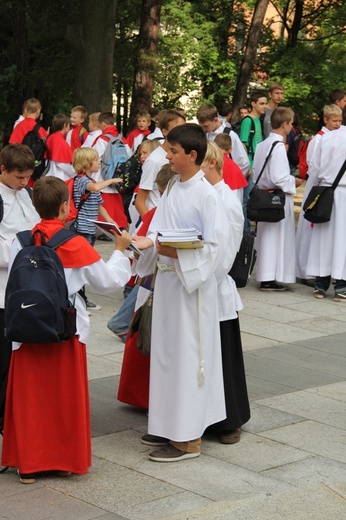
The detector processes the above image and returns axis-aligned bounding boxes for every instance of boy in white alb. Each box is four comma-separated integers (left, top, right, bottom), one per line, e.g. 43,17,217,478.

296,104,342,282
306,125,346,301
253,107,303,291
134,124,230,462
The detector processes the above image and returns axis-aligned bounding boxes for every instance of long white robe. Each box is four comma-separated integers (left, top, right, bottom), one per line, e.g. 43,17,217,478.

147,171,228,441
213,180,244,320
296,128,329,279
253,133,296,283
306,126,346,280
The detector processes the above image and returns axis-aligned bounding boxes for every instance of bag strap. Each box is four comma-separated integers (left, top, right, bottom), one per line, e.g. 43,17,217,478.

254,140,281,186
331,158,346,191
16,228,75,250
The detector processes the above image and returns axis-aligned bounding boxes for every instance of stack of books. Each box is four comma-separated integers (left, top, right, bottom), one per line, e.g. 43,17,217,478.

157,228,204,249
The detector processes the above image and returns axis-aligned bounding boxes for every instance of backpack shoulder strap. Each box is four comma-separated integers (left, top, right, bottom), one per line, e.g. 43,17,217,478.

16,230,34,248
46,228,77,250
223,126,231,135
32,123,41,133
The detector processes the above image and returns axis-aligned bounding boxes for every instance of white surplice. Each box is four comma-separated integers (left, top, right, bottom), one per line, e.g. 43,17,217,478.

306,126,346,280
146,171,229,441
252,133,296,283
296,128,329,279
213,180,244,320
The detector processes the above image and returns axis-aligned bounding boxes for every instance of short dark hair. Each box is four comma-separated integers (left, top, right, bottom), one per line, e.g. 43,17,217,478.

166,123,207,165
329,89,346,103
33,177,69,219
250,91,267,104
218,102,233,117
52,113,70,132
98,111,114,125
0,144,35,172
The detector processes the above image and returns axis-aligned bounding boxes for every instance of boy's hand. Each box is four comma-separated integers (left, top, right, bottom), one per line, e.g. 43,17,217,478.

112,177,123,185
132,236,154,250
114,230,132,253
295,178,304,187
156,238,178,259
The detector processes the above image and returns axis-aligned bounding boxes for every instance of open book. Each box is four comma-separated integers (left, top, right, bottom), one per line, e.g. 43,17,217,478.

157,228,204,249
90,220,143,256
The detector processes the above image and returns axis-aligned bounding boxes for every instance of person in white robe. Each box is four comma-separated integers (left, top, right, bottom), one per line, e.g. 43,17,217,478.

134,124,230,462
252,107,302,290
306,124,346,301
296,104,342,281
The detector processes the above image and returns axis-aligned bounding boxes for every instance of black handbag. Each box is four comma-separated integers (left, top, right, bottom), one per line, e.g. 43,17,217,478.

247,141,286,223
303,159,346,224
229,232,256,288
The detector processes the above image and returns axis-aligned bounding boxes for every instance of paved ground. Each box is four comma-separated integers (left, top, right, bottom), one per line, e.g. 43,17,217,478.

1,209,346,519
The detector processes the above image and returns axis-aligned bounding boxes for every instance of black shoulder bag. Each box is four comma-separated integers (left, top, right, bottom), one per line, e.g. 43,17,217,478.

247,141,286,223
303,158,346,224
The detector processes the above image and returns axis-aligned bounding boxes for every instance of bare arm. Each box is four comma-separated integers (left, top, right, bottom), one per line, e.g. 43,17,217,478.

86,177,123,193
134,188,150,216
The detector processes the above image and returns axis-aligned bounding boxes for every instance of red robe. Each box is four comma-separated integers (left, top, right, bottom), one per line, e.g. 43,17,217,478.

69,125,89,151
46,131,73,163
9,117,48,143
223,154,248,190
1,219,100,475
117,208,156,409
123,128,150,150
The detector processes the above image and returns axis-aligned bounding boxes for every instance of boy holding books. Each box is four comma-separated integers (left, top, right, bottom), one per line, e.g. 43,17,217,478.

134,124,230,462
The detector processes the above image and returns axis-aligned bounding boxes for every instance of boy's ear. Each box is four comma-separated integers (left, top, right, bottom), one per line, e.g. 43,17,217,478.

189,150,198,162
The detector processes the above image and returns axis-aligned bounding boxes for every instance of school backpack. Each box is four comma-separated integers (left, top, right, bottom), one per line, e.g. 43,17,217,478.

64,176,91,225
22,123,49,181
100,133,128,180
229,231,257,288
5,228,77,344
115,153,142,222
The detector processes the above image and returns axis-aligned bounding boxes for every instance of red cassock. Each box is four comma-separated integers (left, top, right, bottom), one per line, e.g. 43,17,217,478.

9,118,48,143
222,154,248,190
69,125,89,151
1,220,100,475
117,208,156,410
46,131,73,163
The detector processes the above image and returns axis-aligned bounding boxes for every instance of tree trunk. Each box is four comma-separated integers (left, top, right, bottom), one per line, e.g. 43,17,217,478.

231,0,270,123
68,0,118,114
12,0,27,110
287,0,304,48
129,0,162,128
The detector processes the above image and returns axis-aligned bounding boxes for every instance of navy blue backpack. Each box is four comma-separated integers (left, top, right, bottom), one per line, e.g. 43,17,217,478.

5,228,77,344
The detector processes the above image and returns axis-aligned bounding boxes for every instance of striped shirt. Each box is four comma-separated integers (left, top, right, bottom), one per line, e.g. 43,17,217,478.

73,175,103,235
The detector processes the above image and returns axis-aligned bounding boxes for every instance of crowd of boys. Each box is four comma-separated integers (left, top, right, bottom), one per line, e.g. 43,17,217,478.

1,86,346,481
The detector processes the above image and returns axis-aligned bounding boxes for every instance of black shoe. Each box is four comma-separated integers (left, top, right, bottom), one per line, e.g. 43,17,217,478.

260,281,288,291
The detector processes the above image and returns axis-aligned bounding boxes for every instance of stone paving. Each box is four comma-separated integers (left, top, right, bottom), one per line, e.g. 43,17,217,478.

1,226,346,519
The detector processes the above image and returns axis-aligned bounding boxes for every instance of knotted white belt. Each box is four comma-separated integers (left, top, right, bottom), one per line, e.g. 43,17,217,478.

157,261,176,272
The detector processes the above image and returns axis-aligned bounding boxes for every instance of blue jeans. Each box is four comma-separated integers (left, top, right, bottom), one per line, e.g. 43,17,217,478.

315,276,346,293
107,284,139,338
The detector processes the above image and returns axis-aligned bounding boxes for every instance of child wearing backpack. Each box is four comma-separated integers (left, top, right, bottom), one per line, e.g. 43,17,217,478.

9,98,48,185
92,112,128,230
71,147,124,310
1,176,131,484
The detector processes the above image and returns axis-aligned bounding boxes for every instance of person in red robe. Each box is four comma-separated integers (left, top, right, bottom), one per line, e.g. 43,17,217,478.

1,176,132,484
66,105,89,151
45,114,74,180
123,111,151,154
9,98,48,144
92,112,127,230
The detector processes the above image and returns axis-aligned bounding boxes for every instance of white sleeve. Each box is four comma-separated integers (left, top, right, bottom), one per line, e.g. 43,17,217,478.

230,131,250,176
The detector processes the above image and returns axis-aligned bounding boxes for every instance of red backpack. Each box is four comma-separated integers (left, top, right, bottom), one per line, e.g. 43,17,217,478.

65,176,90,224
